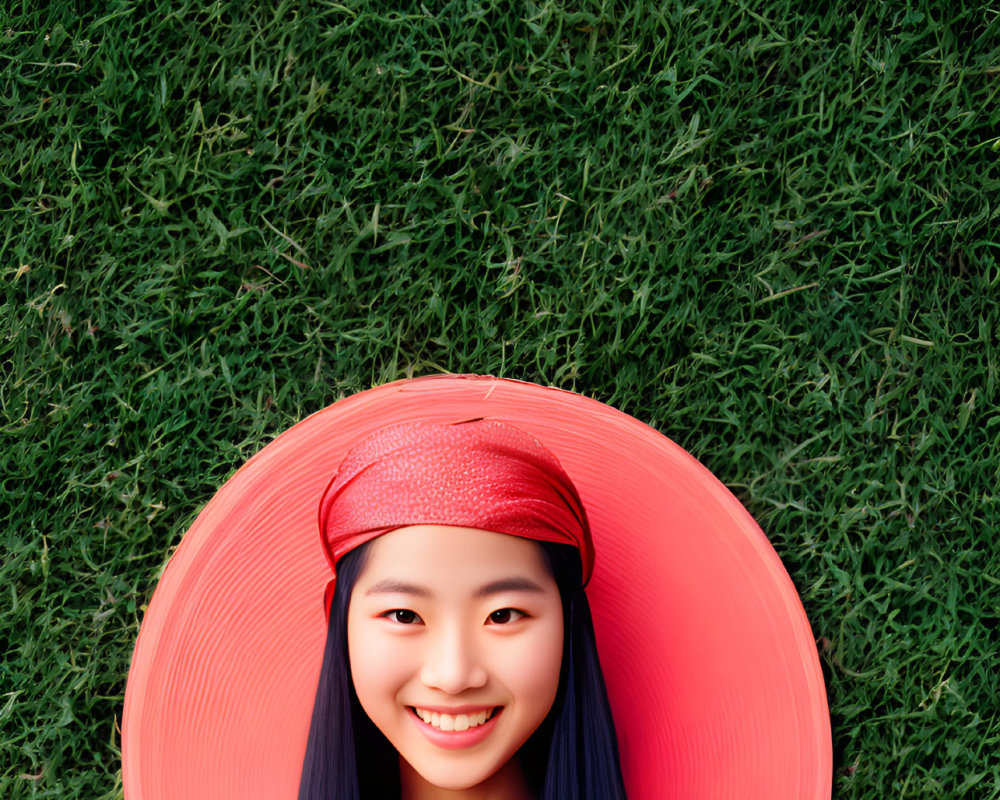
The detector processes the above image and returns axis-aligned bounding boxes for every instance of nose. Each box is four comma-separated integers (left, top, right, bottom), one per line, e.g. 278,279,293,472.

419,623,488,694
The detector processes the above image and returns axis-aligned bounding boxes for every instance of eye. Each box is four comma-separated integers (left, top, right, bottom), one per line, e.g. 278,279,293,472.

486,608,525,625
382,609,423,625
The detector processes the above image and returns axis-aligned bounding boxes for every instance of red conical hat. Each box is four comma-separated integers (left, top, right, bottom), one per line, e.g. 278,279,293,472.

122,375,832,799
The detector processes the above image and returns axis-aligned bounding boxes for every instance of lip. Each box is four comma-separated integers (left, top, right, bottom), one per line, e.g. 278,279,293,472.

407,706,503,750
411,704,497,715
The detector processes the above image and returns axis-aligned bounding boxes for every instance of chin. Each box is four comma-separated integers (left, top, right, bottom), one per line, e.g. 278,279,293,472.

400,751,523,795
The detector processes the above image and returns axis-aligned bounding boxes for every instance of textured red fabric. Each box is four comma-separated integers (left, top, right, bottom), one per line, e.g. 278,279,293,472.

318,419,594,607
123,376,833,800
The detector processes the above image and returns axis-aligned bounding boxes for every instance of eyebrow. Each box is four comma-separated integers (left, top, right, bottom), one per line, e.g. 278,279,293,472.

363,577,546,598
474,577,547,598
364,579,431,597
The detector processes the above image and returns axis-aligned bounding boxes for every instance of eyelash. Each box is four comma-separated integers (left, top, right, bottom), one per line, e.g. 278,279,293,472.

384,609,421,625
380,608,526,625
487,608,525,625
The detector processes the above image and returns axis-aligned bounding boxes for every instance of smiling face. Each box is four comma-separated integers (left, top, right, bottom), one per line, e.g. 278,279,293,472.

346,525,565,796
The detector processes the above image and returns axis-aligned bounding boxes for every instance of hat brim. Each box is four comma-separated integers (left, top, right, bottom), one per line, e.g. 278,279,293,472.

122,375,832,798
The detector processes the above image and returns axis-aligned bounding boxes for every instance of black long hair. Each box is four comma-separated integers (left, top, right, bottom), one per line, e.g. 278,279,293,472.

298,541,627,800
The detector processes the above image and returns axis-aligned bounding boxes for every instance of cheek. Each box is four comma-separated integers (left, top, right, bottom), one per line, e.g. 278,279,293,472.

347,622,411,713
503,618,565,711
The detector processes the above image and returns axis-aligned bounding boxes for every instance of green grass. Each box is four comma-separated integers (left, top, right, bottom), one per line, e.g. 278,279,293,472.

2,1,999,797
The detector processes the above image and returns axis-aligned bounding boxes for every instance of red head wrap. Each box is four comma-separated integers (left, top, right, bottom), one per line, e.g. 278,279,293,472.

318,419,593,611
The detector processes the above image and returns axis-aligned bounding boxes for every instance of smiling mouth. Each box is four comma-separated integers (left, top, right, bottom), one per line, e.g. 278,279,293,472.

410,706,501,732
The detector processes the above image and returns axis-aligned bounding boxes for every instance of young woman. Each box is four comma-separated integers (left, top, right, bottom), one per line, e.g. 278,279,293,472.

298,419,628,800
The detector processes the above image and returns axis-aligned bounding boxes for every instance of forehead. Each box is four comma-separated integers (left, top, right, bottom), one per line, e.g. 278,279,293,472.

358,525,553,584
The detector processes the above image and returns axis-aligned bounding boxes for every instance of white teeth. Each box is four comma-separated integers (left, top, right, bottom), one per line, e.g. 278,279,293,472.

413,708,493,730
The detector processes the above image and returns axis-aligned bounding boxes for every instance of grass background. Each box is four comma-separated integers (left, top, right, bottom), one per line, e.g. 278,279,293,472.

2,0,998,797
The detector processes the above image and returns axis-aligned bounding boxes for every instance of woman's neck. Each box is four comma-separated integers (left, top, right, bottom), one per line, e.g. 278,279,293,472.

399,756,535,800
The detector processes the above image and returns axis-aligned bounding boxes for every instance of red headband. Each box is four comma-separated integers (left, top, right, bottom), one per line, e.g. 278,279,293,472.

318,419,593,612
